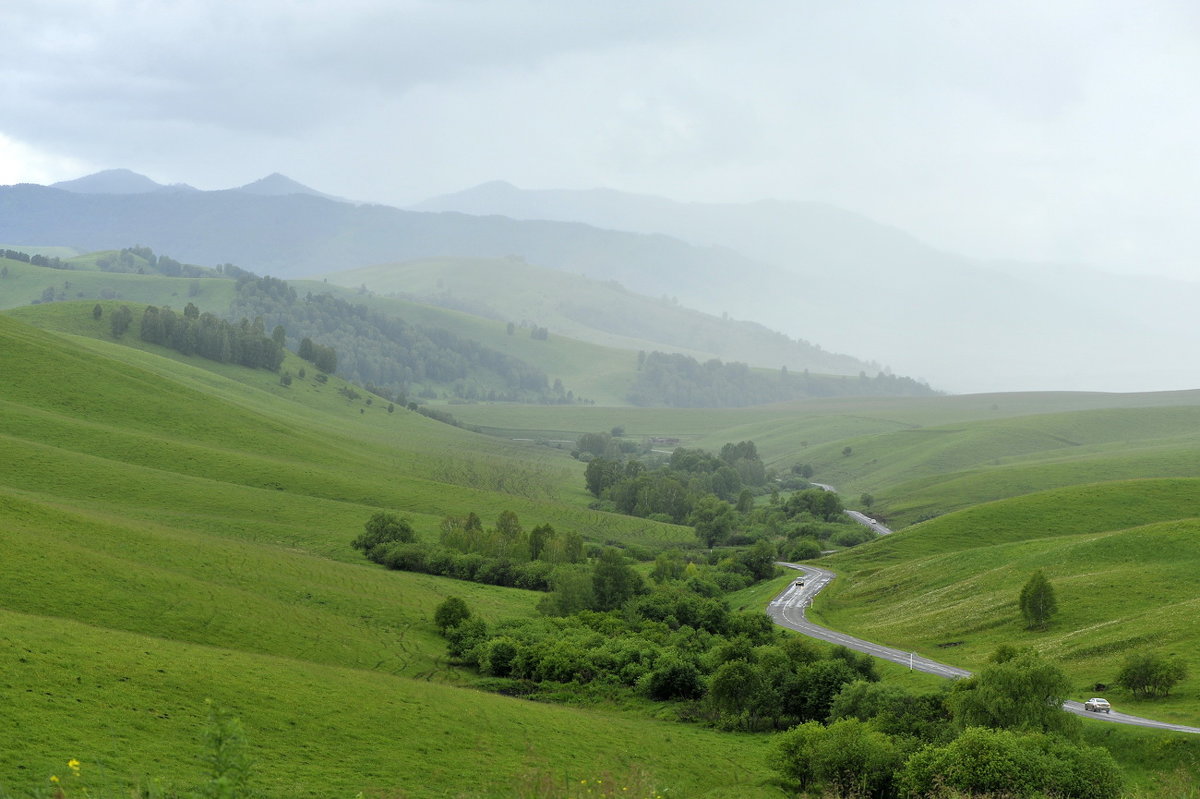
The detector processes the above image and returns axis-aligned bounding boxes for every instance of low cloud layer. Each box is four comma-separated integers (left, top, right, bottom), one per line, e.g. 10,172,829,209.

3,1,1200,279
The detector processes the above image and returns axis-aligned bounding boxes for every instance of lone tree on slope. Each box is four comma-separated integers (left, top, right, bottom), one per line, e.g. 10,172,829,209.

1019,570,1058,630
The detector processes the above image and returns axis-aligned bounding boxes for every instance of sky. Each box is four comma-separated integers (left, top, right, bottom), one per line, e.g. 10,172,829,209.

3,0,1200,280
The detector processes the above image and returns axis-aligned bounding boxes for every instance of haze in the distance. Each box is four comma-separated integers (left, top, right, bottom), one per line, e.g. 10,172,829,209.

2,1,1198,393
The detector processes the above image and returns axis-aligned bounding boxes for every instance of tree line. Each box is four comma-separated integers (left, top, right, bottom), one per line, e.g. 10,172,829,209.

628,351,937,407
353,510,585,592
135,302,285,371
2,248,70,269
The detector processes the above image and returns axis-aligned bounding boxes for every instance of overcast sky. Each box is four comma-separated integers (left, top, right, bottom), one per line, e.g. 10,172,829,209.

3,1,1199,279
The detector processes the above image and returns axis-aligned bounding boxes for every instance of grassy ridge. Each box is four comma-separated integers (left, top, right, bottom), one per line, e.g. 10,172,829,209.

814,479,1200,723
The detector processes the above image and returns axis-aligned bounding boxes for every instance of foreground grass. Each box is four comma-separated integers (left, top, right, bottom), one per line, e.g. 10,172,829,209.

0,609,784,798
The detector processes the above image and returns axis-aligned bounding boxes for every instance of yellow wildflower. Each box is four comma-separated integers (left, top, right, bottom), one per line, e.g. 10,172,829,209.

50,775,60,784
68,758,81,774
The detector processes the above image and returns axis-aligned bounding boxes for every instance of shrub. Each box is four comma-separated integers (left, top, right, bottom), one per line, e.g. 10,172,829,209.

352,511,415,551
1116,650,1188,698
645,656,705,700
434,596,471,633
769,718,900,798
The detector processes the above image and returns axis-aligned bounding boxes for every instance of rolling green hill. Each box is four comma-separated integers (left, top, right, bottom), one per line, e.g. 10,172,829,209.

1,310,799,797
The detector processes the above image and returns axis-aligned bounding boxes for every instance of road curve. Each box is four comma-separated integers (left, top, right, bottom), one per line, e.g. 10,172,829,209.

768,562,1200,734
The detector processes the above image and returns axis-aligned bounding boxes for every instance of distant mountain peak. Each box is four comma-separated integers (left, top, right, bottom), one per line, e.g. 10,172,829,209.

52,169,164,194
233,173,338,200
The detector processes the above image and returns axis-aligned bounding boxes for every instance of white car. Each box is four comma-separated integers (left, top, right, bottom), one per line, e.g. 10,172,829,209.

1084,698,1112,713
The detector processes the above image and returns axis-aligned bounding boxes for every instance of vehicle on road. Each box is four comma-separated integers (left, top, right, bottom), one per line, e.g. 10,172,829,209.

1085,698,1112,713
794,579,804,586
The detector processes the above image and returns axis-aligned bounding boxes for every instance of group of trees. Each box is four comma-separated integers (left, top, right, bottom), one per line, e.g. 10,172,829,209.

586,440,769,525
1,248,69,269
297,336,337,374
353,510,586,592
137,303,285,371
627,351,937,408
768,646,1122,799
583,437,866,554
228,276,569,403
95,246,211,278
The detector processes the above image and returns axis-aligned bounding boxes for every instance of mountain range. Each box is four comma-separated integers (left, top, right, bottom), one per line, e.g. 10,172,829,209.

5,170,1199,394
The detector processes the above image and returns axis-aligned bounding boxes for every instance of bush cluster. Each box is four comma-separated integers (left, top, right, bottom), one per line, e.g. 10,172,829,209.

440,581,876,732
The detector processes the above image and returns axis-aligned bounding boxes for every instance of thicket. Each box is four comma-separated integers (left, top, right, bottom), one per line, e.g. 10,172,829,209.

228,276,571,402
440,581,881,732
628,351,937,407
137,303,285,371
585,440,769,521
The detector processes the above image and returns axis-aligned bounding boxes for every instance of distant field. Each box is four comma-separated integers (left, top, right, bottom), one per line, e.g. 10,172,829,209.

449,393,1200,521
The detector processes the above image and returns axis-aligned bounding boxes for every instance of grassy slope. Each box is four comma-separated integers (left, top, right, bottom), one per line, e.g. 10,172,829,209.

0,255,238,312
0,311,785,797
813,479,1200,724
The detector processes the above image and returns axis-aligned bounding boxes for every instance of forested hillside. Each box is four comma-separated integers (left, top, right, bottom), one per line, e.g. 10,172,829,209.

628,351,937,407
229,275,570,403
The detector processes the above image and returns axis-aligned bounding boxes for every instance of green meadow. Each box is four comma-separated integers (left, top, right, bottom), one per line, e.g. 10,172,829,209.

6,260,1200,794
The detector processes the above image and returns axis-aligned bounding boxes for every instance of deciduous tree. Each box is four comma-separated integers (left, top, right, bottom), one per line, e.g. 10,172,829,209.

1019,570,1058,630
1117,651,1188,698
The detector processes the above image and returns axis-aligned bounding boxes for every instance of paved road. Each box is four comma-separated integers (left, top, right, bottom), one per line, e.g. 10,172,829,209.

768,562,1200,734
845,509,893,536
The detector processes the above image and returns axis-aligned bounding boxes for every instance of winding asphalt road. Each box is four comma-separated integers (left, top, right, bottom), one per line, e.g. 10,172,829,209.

767,562,1200,735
